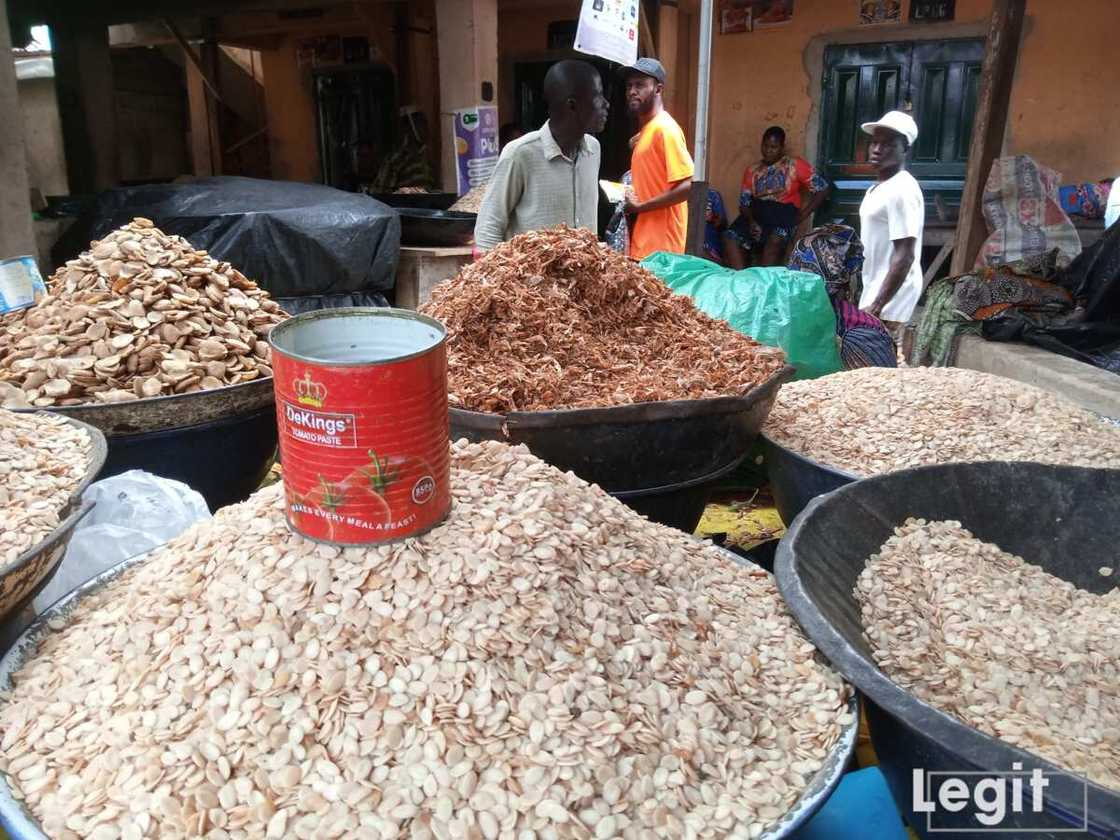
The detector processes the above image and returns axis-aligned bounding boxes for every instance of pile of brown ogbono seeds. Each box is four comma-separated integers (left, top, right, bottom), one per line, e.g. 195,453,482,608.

0,218,286,408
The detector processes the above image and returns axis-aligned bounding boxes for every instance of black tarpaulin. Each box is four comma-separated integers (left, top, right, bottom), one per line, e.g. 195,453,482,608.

52,177,400,300
981,224,1120,374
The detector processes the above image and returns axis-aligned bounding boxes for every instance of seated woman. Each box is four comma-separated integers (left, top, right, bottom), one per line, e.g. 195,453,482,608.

788,224,898,370
726,126,832,268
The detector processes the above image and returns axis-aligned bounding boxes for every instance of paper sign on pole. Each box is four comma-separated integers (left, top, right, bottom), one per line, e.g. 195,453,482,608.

574,0,639,67
452,105,499,197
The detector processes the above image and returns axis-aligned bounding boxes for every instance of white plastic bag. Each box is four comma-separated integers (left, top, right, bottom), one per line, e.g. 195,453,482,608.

34,471,211,610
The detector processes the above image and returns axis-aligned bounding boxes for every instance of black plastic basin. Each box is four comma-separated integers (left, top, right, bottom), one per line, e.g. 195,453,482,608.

776,461,1120,839
451,366,794,531
96,406,277,511
761,434,859,526
397,208,477,247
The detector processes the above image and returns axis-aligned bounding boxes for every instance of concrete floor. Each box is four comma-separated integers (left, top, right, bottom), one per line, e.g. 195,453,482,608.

954,335,1120,420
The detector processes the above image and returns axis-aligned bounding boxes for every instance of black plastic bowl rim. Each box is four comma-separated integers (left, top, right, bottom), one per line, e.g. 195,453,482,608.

774,461,1120,834
759,433,863,484
451,364,796,430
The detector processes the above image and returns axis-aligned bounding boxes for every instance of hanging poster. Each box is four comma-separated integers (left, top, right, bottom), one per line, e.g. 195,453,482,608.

574,0,640,66
718,1,793,34
719,2,753,35
859,0,902,25
910,0,956,22
752,0,794,28
452,105,499,197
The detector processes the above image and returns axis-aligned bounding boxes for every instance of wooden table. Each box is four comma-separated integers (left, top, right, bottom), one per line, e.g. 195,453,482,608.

394,245,473,310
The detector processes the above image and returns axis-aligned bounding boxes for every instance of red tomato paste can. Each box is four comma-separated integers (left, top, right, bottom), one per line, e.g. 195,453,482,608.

269,307,450,544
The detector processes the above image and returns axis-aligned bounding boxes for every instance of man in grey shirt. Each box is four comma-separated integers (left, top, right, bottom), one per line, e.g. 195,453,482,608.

474,61,609,251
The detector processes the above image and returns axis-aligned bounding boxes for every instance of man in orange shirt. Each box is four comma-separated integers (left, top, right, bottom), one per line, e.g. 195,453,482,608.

622,58,695,260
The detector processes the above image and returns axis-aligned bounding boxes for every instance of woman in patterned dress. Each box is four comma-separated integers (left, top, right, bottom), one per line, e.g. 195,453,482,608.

726,126,832,268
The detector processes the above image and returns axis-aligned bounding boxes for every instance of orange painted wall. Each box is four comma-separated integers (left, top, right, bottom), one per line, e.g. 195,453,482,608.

256,0,1120,195
1004,0,1119,183
704,0,1119,211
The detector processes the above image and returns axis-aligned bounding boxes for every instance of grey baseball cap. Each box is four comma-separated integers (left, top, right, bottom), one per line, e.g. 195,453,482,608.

623,57,667,85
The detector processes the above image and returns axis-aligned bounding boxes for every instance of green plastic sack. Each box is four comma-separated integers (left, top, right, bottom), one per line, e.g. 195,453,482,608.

641,252,842,380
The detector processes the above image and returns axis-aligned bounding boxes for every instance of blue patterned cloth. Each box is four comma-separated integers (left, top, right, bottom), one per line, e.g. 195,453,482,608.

703,189,728,264
787,224,897,369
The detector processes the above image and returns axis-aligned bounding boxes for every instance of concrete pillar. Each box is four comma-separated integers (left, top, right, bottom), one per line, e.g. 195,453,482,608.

0,1,35,260
51,19,119,194
435,0,498,193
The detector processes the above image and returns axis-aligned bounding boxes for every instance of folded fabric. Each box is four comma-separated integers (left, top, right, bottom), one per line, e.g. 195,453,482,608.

976,155,1081,270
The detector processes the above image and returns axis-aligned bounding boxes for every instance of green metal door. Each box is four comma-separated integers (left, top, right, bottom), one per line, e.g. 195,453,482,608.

819,38,984,224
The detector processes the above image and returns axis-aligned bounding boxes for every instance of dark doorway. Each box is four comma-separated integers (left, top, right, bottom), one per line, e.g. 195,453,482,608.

818,38,984,226
314,64,397,192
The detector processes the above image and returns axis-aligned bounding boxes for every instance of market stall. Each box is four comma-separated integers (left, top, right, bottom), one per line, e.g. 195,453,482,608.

0,218,1118,840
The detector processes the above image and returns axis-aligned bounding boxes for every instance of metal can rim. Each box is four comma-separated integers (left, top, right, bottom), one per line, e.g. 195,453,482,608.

268,306,448,368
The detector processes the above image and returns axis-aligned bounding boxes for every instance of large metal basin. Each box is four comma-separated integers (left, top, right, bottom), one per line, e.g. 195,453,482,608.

0,415,105,622
36,377,274,436
776,461,1120,839
0,541,856,840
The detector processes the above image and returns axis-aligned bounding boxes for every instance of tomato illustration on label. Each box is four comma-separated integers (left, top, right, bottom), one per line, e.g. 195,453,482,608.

306,475,345,512
303,476,346,540
338,470,392,527
345,450,436,516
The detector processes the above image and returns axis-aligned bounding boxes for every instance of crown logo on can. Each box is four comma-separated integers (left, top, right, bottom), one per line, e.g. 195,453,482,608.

295,372,327,407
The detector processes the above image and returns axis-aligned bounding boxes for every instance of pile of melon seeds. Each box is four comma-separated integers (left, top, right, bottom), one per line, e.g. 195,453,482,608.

0,440,851,840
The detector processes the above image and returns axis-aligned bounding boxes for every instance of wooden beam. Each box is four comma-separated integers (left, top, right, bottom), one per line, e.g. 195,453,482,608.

13,0,355,28
923,236,956,289
658,2,679,101
186,55,213,176
163,19,225,106
435,0,498,193
184,18,223,177
50,19,119,193
639,5,656,59
950,0,1026,275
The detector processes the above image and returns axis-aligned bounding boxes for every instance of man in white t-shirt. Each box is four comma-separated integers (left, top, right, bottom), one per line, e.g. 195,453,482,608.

858,111,924,329
1106,177,1120,231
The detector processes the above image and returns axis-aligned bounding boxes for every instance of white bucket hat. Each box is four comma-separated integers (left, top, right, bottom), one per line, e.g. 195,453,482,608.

861,110,919,145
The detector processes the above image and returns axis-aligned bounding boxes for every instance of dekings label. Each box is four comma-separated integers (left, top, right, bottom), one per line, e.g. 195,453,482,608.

284,402,358,448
